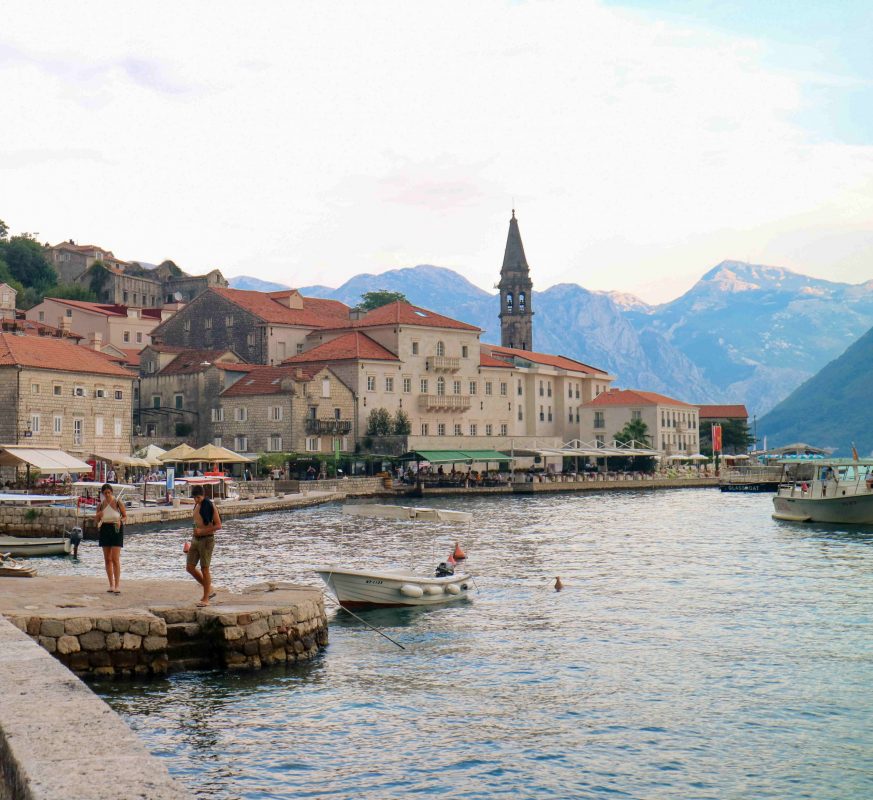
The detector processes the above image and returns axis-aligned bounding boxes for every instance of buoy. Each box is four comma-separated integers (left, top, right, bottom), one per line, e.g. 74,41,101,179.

424,585,444,595
554,576,563,592
445,583,461,595
399,584,424,598
452,542,466,560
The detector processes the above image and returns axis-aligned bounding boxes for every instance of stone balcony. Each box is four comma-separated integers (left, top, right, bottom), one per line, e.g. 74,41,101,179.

305,419,353,435
418,394,472,411
425,356,460,372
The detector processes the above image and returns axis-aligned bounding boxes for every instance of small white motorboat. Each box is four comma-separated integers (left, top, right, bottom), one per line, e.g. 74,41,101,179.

0,536,72,557
315,504,475,610
772,457,873,524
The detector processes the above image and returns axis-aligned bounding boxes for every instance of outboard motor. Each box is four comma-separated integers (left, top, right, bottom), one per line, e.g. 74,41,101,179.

68,527,83,558
435,561,455,578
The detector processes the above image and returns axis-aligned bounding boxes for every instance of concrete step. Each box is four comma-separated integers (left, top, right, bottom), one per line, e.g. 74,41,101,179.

166,622,203,644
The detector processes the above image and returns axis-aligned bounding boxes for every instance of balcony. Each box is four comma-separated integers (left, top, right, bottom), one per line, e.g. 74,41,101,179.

305,419,353,435
418,394,472,412
425,356,460,372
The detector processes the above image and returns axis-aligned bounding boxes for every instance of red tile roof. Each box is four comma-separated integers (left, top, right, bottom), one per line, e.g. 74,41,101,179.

146,343,188,354
0,333,134,377
483,344,608,376
324,301,480,332
210,288,350,327
220,365,326,397
697,404,748,419
282,331,399,363
1,318,84,341
479,350,513,368
119,348,143,367
159,350,241,375
42,298,128,317
587,388,697,409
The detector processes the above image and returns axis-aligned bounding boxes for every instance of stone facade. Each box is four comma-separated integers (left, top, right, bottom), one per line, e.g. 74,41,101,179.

498,211,534,351
44,240,128,284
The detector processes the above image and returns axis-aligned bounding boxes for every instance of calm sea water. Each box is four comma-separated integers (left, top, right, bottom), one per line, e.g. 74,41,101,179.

39,490,873,799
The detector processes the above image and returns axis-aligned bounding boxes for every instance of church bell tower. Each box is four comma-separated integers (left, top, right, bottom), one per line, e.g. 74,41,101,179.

498,210,534,351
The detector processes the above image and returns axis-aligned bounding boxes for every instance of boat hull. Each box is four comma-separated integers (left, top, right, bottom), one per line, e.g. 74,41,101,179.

316,567,472,609
772,493,873,524
0,537,71,557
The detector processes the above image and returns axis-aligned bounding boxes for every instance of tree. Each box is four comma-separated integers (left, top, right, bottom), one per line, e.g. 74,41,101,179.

0,220,8,241
0,235,56,290
356,289,407,312
44,283,98,302
392,409,411,435
366,407,392,436
614,418,651,447
88,261,111,302
609,419,655,472
698,418,753,455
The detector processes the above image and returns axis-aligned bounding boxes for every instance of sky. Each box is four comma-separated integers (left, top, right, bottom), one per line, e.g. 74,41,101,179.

2,1,873,304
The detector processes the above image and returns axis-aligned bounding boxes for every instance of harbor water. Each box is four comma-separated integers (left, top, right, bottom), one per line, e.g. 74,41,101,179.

37,489,873,799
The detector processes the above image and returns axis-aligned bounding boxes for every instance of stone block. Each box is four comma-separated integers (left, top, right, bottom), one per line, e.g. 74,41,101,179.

237,613,253,626
128,618,150,636
122,632,142,650
26,617,41,636
111,650,137,668
154,607,196,624
93,666,116,677
226,652,247,666
111,616,130,632
216,613,238,627
40,618,65,638
248,656,261,670
244,618,269,640
271,633,288,648
149,619,167,636
65,617,92,636
57,635,80,654
223,626,244,641
8,616,26,632
95,618,113,632
243,640,259,656
89,650,111,667
143,635,167,652
293,640,304,654
79,630,106,651
105,632,122,651
69,651,91,671
38,635,57,653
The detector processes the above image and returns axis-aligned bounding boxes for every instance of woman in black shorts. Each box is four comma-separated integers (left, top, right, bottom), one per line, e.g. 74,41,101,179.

95,482,127,594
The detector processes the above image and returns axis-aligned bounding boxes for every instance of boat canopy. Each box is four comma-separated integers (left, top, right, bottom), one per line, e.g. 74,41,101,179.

399,449,511,464
0,446,92,473
343,504,473,523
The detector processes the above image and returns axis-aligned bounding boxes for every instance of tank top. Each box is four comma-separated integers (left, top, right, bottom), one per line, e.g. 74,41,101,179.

102,502,122,523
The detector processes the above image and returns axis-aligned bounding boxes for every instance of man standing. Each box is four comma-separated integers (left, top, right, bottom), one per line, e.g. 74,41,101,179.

186,486,222,606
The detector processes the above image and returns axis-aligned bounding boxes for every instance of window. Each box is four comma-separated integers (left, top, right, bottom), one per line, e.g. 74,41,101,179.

631,409,642,421
74,386,85,397
114,418,122,437
234,407,248,422
547,381,552,397
152,395,161,409
269,435,283,451
594,411,605,428
403,377,411,393
211,407,224,422
569,412,574,423
539,406,545,421
38,311,45,322
420,423,429,436
204,318,213,330
29,383,40,395
486,424,493,436
385,377,394,392
74,418,84,445
53,415,62,435
321,378,331,398
183,319,191,332
596,434,605,447
569,385,573,398
576,386,580,399
225,315,234,327
420,378,428,393
247,333,256,347
453,380,461,395
271,406,283,421
469,381,477,395
436,341,445,357
500,423,508,436
235,436,248,451
500,382,507,396
306,437,320,451
462,345,469,358
174,394,184,410
367,376,375,391
437,377,445,395
576,410,580,423
518,407,523,421
136,332,143,343
65,309,72,318
517,380,523,396
485,381,493,396
95,388,106,398
539,381,544,397
296,343,304,354
454,424,462,436
145,423,156,437
506,292,513,312
123,291,128,303
548,406,552,422
30,414,40,434
53,385,62,396
437,423,445,436
519,292,526,311
469,424,477,436
412,341,419,355
95,416,104,437
115,389,123,400
123,331,130,343
213,437,223,447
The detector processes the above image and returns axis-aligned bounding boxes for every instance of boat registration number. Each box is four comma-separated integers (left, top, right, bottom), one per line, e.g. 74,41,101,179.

365,579,383,585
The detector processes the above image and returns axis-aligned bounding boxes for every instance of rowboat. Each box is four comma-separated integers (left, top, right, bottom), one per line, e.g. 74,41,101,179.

0,536,72,557
315,504,474,610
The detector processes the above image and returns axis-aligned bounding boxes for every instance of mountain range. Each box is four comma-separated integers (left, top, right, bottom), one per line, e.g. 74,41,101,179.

230,262,873,417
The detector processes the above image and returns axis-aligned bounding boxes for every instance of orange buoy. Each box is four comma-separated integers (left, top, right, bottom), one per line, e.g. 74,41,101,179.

554,576,564,592
452,541,466,560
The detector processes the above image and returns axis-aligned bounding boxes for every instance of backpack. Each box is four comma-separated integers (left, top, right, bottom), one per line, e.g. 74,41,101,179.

200,497,215,526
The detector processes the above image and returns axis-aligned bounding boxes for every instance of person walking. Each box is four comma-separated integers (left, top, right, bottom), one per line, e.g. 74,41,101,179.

95,483,127,594
186,486,222,606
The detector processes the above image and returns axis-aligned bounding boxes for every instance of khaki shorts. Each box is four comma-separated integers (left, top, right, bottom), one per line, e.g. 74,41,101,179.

187,535,215,569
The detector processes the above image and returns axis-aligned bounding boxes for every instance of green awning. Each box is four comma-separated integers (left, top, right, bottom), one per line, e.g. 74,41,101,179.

400,449,512,464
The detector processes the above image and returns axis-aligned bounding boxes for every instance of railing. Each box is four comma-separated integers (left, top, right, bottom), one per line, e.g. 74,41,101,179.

425,356,460,372
305,419,353,435
417,394,472,411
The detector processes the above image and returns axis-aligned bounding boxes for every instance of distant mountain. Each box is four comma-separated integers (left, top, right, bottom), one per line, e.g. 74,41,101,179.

229,275,290,292
758,325,873,456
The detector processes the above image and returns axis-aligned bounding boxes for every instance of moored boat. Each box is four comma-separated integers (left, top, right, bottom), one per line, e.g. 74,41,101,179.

772,458,873,524
0,536,72,557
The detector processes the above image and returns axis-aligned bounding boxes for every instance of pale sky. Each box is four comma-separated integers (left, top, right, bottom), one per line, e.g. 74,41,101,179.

2,1,873,303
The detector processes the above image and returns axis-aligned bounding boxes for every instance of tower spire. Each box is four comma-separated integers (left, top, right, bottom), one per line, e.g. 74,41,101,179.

497,209,534,351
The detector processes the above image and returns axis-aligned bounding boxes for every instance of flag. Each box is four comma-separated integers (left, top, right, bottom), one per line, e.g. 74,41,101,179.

712,423,723,454
852,442,860,461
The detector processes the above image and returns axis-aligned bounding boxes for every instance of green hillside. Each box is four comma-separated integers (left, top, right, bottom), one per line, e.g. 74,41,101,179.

758,325,873,456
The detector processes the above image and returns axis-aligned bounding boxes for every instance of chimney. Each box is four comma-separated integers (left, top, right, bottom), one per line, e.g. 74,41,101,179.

58,316,72,333
88,331,103,351
295,368,304,380
348,308,364,320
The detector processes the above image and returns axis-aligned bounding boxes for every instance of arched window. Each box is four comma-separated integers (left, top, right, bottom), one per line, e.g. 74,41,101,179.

506,292,514,312
519,292,526,311
436,341,445,357
436,377,445,395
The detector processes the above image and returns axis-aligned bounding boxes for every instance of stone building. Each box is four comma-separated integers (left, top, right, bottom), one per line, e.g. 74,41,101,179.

43,241,128,284
579,388,699,453
0,332,135,458
212,364,355,455
498,211,534,351
149,287,350,365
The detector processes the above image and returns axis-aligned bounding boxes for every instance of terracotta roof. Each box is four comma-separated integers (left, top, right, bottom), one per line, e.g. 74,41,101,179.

210,287,350,327
220,365,326,397
42,298,129,317
1,318,84,341
337,301,481,332
697,404,748,419
479,349,513,368
0,333,134,377
483,344,608,376
145,343,188,354
282,331,399,363
159,350,240,375
49,242,111,254
119,348,143,367
586,388,697,409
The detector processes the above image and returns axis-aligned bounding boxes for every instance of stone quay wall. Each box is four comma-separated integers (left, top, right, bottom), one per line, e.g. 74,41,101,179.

0,505,78,537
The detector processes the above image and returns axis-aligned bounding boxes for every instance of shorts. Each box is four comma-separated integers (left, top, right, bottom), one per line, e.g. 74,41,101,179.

187,535,215,569
99,523,124,548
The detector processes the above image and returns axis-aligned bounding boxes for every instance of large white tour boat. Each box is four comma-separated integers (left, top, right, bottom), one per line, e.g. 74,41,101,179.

772,458,873,524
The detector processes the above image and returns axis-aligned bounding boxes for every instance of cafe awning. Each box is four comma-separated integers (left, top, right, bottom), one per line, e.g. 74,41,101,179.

400,449,512,464
0,446,92,473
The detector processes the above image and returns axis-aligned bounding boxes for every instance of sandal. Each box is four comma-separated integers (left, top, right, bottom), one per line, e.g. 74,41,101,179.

196,601,209,607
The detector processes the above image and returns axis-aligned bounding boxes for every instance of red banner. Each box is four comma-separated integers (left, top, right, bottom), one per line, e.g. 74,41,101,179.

712,423,723,453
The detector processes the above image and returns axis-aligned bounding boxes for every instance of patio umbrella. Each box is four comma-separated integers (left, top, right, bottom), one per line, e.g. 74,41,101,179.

159,443,197,463
183,444,252,464
134,444,167,466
